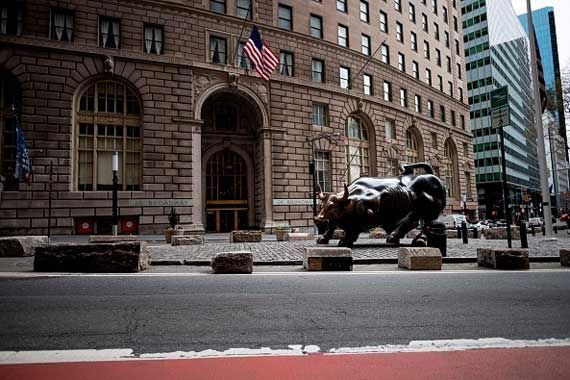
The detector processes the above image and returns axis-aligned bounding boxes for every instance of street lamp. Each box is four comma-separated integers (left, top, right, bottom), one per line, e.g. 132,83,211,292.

112,151,119,236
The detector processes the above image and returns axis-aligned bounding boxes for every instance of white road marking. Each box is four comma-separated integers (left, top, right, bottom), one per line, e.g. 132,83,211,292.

1,338,569,364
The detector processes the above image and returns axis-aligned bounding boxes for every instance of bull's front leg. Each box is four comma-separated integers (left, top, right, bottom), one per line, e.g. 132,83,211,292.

317,222,337,244
338,229,359,247
386,212,419,244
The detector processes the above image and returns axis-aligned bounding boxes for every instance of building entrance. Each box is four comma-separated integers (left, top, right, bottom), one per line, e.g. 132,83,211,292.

205,150,248,232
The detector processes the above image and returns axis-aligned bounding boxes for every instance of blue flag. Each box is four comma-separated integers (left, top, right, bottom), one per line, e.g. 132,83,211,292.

14,117,32,183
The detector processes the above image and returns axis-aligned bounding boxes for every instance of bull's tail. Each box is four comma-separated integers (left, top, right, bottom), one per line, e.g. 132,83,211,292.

401,162,434,175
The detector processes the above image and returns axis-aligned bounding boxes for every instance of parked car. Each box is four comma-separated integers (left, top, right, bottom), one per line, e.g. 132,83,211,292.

528,217,544,227
471,220,490,231
437,214,470,229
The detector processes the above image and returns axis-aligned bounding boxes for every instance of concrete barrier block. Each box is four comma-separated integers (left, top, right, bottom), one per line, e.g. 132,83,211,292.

171,235,204,246
477,248,529,270
230,230,262,243
88,235,140,243
303,247,352,271
398,247,442,270
0,236,48,257
211,251,253,274
287,232,314,241
560,249,570,267
34,242,150,272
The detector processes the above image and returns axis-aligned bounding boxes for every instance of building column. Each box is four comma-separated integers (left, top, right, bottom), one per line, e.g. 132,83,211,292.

261,129,274,230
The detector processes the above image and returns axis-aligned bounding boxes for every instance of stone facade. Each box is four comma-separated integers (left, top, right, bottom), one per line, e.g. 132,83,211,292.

0,0,476,235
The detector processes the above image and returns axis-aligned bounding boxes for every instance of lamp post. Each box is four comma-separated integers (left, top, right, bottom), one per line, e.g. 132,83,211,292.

112,151,119,236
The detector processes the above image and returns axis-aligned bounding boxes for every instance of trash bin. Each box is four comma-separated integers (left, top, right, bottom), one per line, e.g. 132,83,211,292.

426,222,447,257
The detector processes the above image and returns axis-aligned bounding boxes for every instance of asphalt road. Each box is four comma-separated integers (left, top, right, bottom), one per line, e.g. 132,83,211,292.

1,271,569,355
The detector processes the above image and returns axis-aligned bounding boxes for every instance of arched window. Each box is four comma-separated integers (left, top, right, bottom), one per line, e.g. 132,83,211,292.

0,72,20,191
76,80,142,191
404,129,420,164
346,116,369,182
444,139,458,198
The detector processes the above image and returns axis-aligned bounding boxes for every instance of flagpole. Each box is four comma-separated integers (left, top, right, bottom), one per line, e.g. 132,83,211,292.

231,3,252,67
350,39,386,88
527,0,553,236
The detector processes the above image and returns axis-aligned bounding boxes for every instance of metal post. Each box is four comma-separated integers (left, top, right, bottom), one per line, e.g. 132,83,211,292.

47,161,53,242
112,151,119,236
527,0,553,236
499,126,513,248
461,221,468,244
520,220,528,248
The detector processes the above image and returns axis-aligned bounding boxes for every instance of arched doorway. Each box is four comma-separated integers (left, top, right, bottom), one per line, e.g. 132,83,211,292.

0,70,21,191
200,87,264,232
205,149,249,232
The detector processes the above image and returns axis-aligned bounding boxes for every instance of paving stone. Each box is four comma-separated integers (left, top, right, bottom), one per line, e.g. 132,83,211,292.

398,247,442,270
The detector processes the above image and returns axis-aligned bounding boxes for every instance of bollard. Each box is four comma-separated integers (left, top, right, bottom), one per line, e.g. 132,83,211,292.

542,226,545,236
520,221,528,249
472,227,478,239
554,225,558,234
426,222,447,257
456,225,462,240
461,221,468,244
531,225,535,236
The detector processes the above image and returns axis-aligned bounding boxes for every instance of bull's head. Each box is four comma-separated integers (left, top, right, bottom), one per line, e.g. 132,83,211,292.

314,184,349,228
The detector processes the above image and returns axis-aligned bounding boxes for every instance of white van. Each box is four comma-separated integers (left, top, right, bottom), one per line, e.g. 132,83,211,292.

437,214,469,229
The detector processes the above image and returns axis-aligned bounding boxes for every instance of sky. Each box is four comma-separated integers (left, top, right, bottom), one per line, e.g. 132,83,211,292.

511,0,570,69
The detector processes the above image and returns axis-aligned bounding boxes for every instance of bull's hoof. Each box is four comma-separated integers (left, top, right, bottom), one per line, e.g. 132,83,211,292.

411,235,427,247
338,239,354,248
316,236,330,245
386,234,400,245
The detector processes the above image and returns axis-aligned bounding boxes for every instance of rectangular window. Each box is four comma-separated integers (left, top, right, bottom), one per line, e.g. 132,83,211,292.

455,39,460,55
437,75,443,91
432,0,438,14
443,6,448,23
143,24,163,54
337,0,347,12
440,105,446,122
279,51,294,76
394,0,401,12
454,16,458,32
457,63,462,79
381,44,390,64
409,3,416,22
398,53,405,72
431,132,437,148
312,103,328,126
396,22,403,42
434,22,439,40
400,88,408,107
424,41,430,60
414,95,422,113
425,68,432,85
338,24,348,47
435,48,441,66
237,42,253,69
99,17,120,48
459,87,463,102
360,0,369,22
412,61,419,79
380,11,388,32
448,81,453,97
446,56,451,73
385,119,396,141
50,9,74,41
460,114,465,130
340,66,350,89
315,151,332,192
363,74,373,95
411,32,417,51
312,58,324,82
278,4,292,30
451,110,456,126
0,4,22,35
428,100,434,118
210,0,226,13
210,35,227,64
422,13,428,32
310,15,323,38
361,34,371,55
383,81,392,102
237,0,251,18
444,31,450,48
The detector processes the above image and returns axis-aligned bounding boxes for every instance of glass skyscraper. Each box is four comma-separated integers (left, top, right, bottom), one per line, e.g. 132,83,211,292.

462,0,540,220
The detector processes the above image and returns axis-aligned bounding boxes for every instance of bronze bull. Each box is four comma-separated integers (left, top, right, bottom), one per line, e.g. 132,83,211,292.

315,163,446,247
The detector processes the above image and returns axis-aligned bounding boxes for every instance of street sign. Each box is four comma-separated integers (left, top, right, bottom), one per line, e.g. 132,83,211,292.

490,86,510,129
490,86,509,109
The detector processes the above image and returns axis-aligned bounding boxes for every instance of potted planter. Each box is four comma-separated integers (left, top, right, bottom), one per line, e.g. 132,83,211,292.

274,225,293,241
164,208,184,243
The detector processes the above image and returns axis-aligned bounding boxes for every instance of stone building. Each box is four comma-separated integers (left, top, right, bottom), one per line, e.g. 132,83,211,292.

0,0,476,235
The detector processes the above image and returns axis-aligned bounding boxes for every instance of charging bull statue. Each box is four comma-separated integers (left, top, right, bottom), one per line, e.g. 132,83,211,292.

315,163,446,247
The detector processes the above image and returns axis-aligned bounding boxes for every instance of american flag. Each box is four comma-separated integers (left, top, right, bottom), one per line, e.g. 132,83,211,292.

243,25,279,81
14,114,32,183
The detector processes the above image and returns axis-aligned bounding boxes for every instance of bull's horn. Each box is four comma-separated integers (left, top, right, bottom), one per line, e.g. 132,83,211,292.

340,183,349,203
317,184,326,200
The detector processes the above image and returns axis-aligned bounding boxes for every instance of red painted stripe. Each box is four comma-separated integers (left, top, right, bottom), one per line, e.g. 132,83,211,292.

1,347,569,380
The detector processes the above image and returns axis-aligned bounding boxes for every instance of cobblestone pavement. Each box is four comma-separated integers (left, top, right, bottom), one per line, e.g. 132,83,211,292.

149,234,569,264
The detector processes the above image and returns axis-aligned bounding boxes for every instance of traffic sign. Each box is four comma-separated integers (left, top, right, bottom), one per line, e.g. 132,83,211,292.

491,107,510,129
491,86,509,109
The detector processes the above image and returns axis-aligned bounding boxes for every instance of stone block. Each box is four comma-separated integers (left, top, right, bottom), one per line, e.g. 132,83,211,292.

230,230,262,243
477,248,529,270
287,232,314,241
211,251,253,274
398,247,442,270
303,247,353,271
171,235,204,246
560,249,570,267
34,242,150,272
481,227,520,240
88,235,140,243
0,236,49,257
